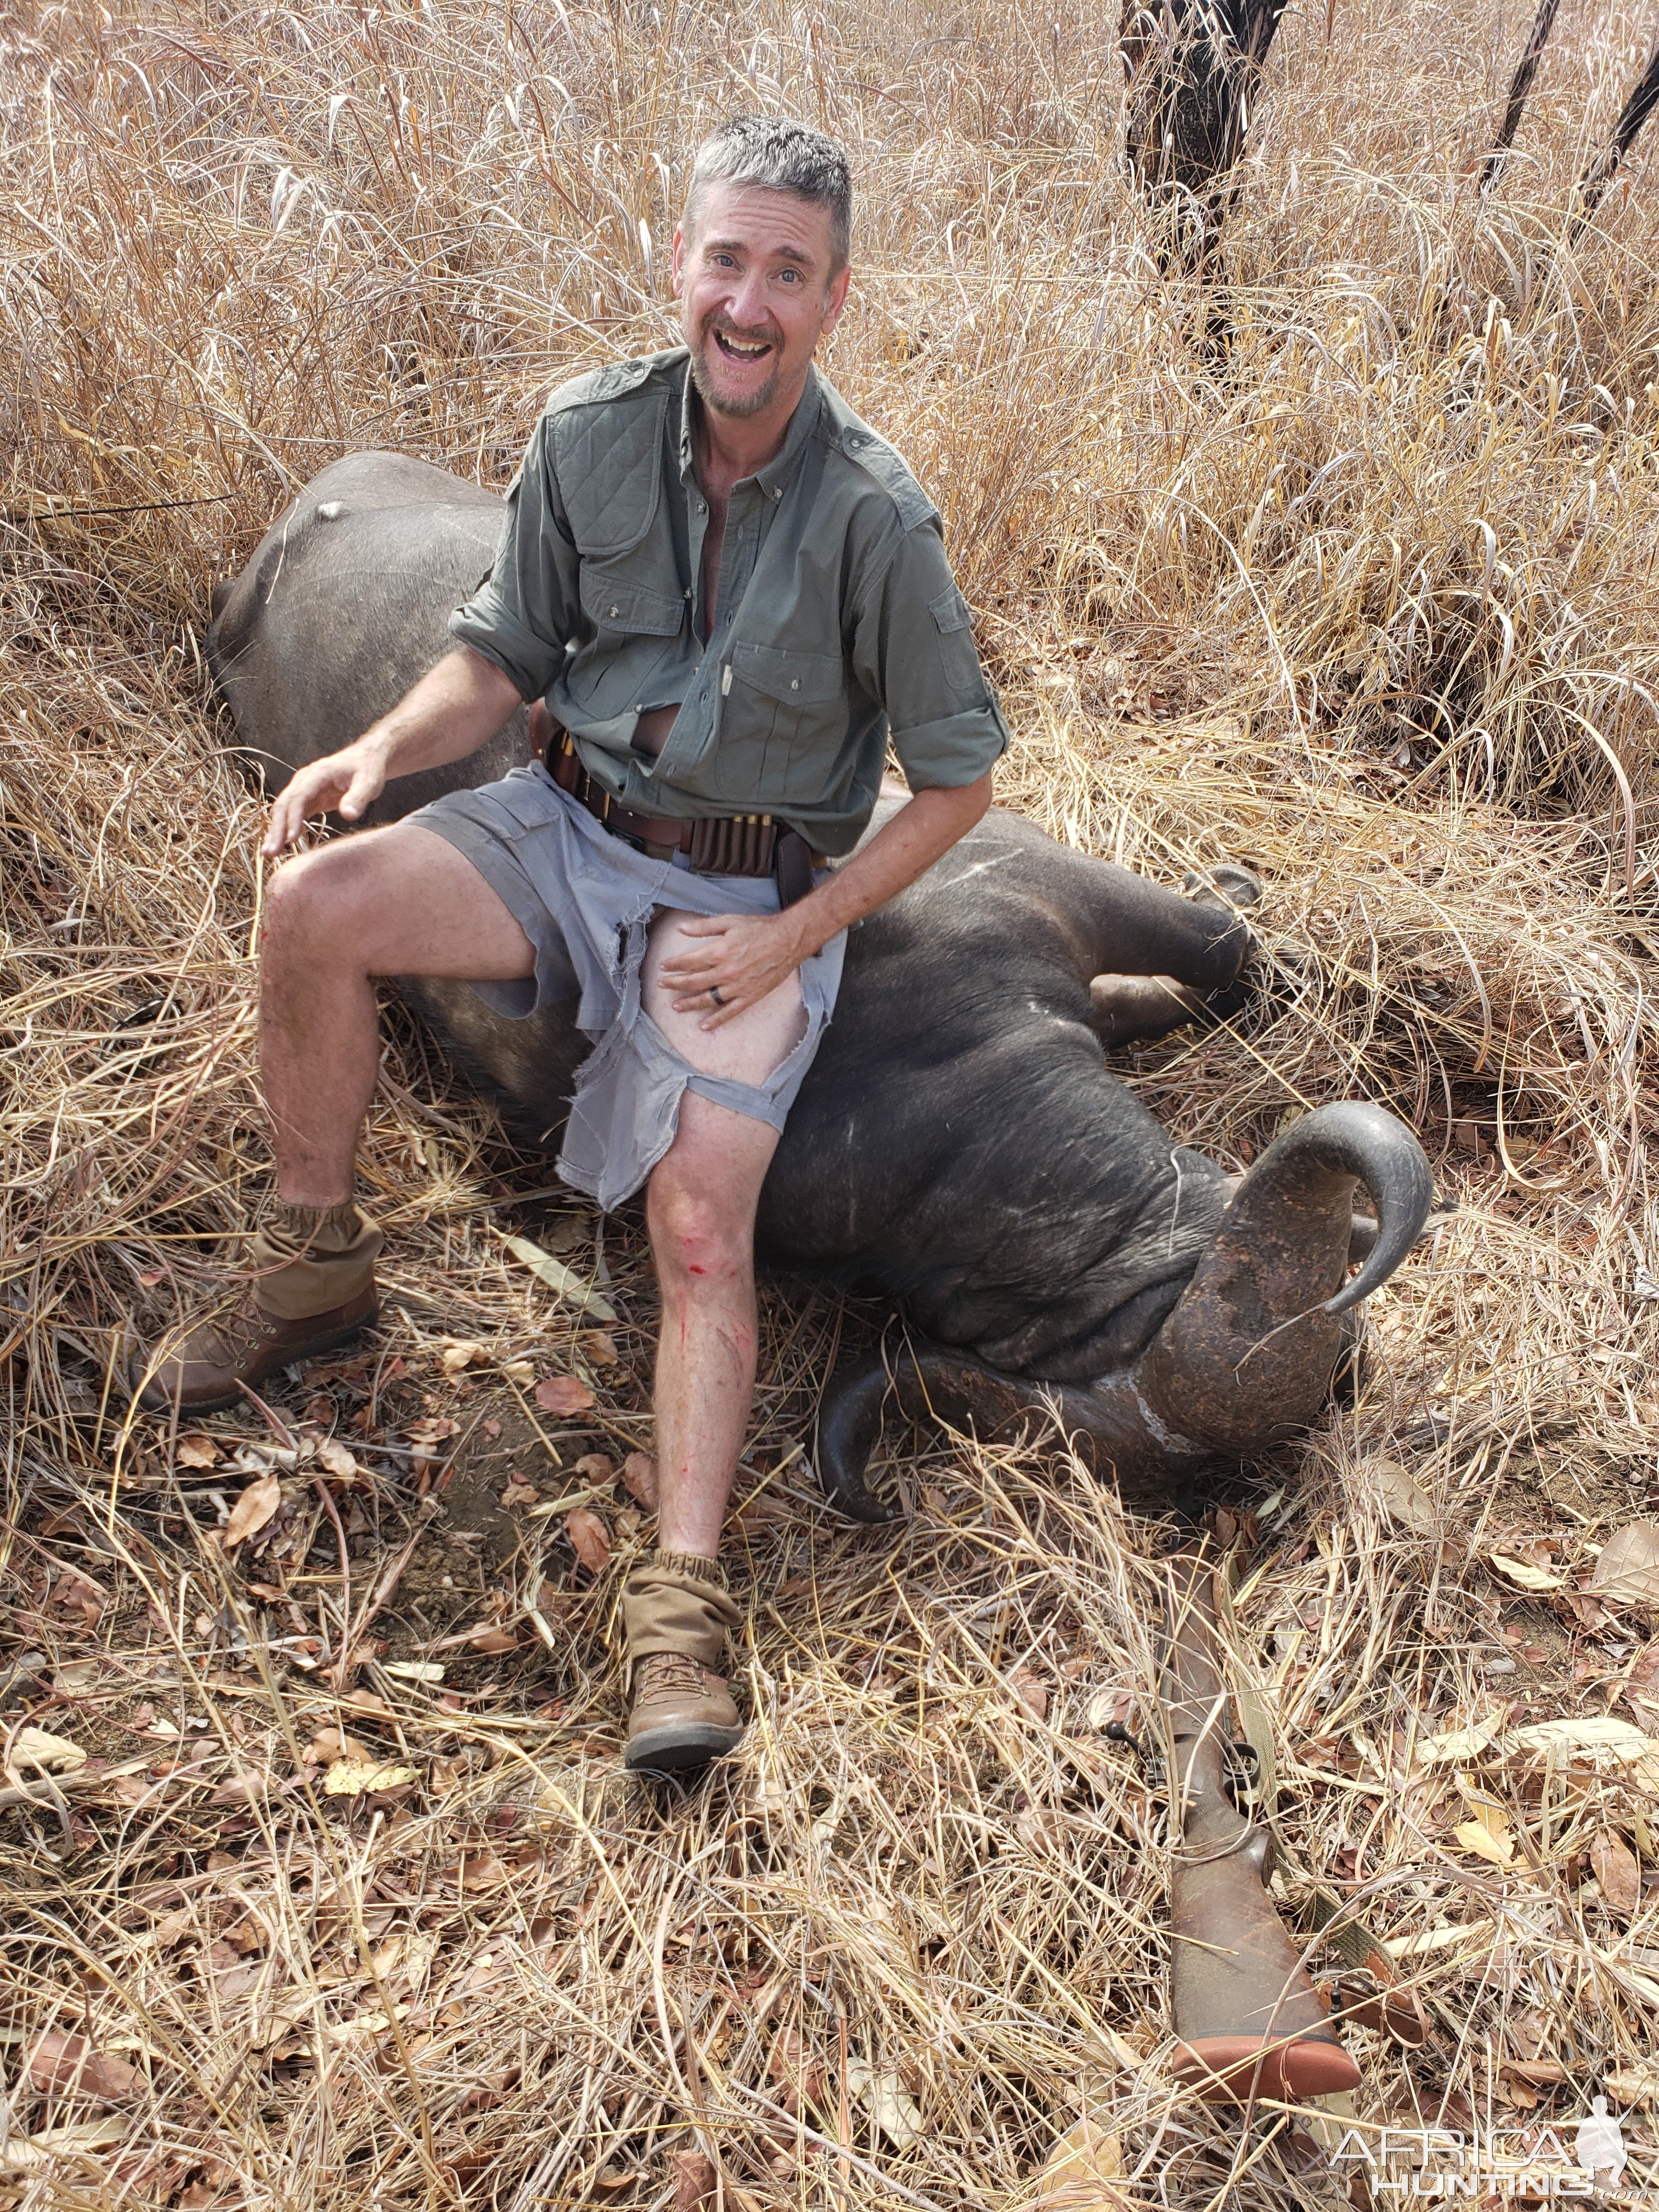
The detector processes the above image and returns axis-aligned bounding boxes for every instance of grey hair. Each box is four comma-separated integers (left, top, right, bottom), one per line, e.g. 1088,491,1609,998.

683,114,853,273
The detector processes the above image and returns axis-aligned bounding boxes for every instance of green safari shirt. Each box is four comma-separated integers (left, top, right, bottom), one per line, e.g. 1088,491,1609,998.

449,348,1009,859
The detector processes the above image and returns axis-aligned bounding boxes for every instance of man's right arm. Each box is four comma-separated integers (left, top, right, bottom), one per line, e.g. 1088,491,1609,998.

266,407,581,858
262,644,523,856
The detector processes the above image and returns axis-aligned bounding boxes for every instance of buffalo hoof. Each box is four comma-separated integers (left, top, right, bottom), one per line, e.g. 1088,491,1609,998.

1183,863,1261,910
1089,968,1255,1048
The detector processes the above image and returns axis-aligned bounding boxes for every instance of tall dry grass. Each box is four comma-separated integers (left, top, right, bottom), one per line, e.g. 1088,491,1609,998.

3,0,1659,2204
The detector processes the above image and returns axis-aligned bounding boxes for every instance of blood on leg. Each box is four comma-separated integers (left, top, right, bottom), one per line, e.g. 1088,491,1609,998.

642,906,805,1559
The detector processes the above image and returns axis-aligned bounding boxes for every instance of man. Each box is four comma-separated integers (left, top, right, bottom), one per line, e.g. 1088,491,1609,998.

140,115,1008,1773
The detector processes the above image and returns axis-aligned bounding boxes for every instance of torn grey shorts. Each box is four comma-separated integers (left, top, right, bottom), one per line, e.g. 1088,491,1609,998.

405,762,847,1213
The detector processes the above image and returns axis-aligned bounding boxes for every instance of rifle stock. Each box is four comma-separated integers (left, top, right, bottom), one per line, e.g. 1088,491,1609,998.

1161,1543,1360,2102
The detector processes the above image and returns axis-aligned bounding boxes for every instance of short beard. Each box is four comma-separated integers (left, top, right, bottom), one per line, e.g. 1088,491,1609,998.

688,331,781,420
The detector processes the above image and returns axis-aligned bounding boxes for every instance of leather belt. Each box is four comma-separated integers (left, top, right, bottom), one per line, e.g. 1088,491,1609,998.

543,719,819,906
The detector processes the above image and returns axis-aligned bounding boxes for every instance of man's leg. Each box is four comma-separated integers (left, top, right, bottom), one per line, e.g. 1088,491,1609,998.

137,825,535,1412
259,824,535,1204
621,910,806,1773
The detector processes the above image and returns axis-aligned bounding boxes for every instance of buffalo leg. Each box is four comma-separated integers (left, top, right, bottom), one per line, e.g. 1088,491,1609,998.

1086,864,1259,1047
1160,1535,1359,2101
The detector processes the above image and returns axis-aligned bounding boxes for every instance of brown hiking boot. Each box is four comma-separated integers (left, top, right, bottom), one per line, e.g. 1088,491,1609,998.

136,1283,379,1415
133,1198,382,1415
625,1651,743,1774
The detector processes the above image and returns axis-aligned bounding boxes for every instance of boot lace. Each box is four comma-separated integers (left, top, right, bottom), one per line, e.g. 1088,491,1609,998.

636,1651,714,1697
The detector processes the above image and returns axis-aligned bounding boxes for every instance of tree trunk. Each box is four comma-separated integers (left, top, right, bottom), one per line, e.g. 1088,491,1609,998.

1120,0,1289,266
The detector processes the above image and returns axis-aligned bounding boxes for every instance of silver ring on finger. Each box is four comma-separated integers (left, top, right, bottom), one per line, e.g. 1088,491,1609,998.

709,985,725,1007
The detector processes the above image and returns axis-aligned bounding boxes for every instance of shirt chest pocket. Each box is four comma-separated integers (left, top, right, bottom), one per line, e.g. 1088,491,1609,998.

713,642,845,804
569,562,686,715
579,563,685,639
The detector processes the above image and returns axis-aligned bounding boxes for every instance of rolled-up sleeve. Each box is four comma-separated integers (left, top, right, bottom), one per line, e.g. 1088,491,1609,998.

448,412,579,701
852,519,1010,789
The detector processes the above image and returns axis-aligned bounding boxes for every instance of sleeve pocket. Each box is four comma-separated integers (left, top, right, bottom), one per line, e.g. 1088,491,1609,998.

930,586,983,697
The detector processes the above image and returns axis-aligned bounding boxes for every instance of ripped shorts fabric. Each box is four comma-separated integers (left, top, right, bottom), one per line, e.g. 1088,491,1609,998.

405,762,847,1212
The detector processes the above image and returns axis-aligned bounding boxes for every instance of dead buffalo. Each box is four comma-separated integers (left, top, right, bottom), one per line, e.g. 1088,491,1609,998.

208,450,1434,1521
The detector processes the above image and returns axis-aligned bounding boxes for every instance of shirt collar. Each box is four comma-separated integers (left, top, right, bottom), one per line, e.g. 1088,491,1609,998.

675,353,823,502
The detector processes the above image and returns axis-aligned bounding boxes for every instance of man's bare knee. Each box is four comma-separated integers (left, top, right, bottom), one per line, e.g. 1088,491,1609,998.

261,844,366,967
648,1171,754,1294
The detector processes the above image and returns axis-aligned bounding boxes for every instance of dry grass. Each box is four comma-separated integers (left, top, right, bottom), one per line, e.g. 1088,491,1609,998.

4,0,1659,2202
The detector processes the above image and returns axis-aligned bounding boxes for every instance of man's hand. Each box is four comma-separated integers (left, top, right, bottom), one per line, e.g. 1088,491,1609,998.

663,909,812,1028
662,771,995,1030
261,645,524,861
263,739,389,857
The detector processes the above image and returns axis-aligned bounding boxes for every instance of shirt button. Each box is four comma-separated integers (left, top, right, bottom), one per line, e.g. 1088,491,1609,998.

608,604,619,617
790,679,800,690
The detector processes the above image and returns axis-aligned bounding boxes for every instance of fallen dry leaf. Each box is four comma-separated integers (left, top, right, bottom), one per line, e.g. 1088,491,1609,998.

566,1506,611,1572
383,1661,445,1684
8,1725,88,1775
1489,1553,1564,1592
223,1472,281,1549
304,1726,368,1767
26,2032,139,2102
1452,1797,1516,1866
174,1435,219,1469
1589,1520,1659,1606
581,1330,619,1365
669,2148,717,2210
500,1479,539,1509
1606,2063,1659,2105
439,1339,486,1376
846,2059,922,2148
1358,1454,1437,1534
327,2002,410,2041
315,1437,358,1479
1084,1688,1135,1733
622,1452,658,1507
1511,1715,1655,1760
574,1451,616,1483
1009,1667,1049,1722
322,1758,418,1797
534,1374,596,1416
467,1625,522,1655
1014,1805,1063,1852
500,1231,617,1322
1024,2113,1130,2211
1590,1829,1641,1915
1,2117,129,2170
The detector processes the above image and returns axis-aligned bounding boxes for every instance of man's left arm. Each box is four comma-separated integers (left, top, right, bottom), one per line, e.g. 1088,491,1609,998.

663,521,1007,1027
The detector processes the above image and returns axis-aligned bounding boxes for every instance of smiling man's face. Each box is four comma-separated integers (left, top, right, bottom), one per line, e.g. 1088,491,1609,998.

673,180,850,427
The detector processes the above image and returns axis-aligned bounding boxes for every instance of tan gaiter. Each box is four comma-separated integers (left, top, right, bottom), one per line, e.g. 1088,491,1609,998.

249,1200,383,1322
622,1551,744,1670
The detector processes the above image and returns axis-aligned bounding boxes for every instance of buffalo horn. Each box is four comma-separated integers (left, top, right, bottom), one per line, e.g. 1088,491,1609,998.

1138,1101,1434,1453
815,1344,1106,1522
